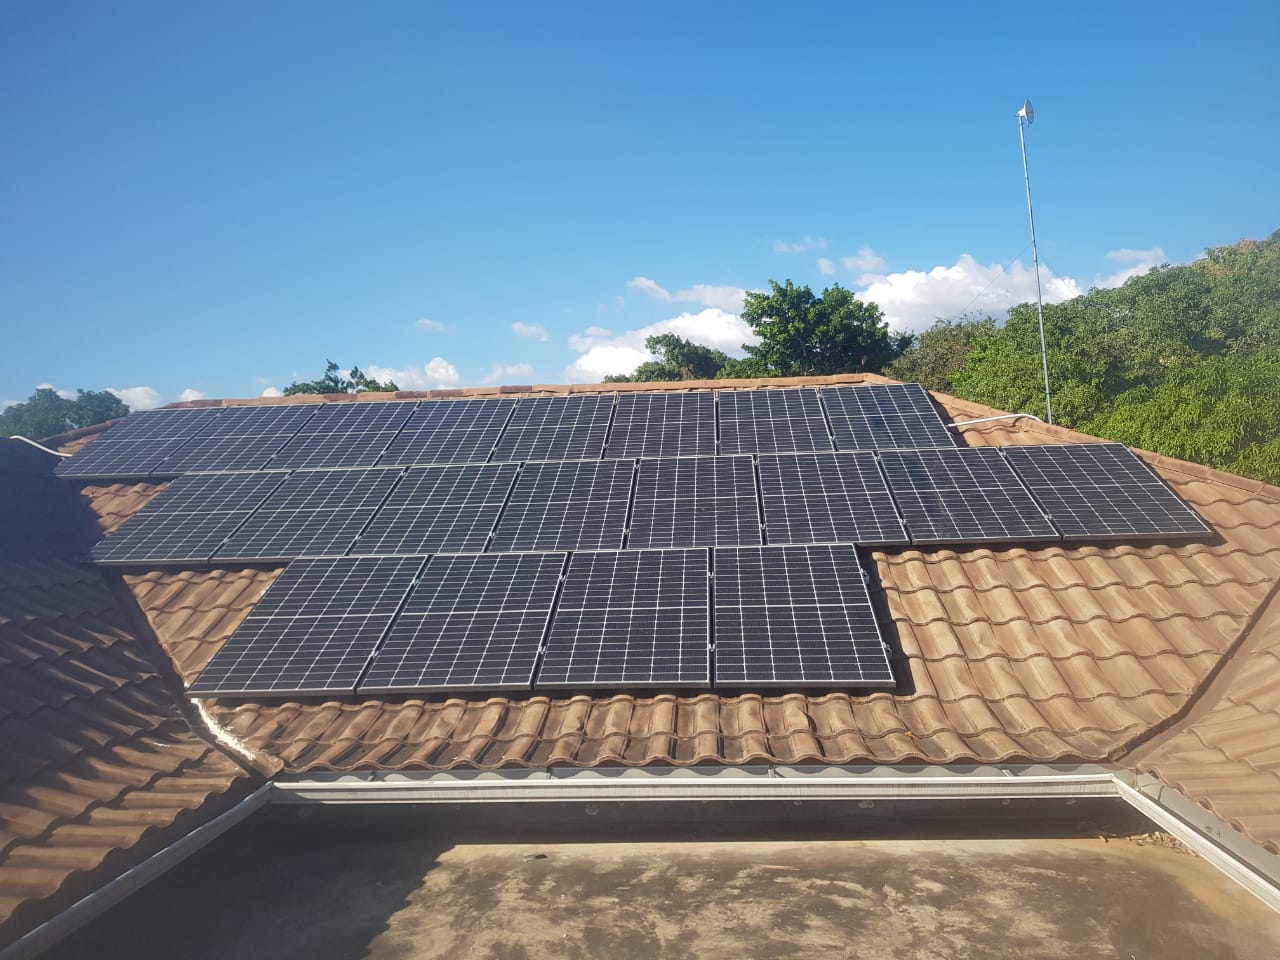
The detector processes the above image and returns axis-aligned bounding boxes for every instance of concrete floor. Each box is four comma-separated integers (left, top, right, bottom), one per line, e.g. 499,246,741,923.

48,809,1280,960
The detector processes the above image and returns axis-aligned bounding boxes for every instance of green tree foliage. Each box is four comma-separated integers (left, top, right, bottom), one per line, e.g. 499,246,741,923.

951,231,1280,482
722,280,911,378
884,315,996,394
284,360,398,395
0,388,130,440
602,334,733,383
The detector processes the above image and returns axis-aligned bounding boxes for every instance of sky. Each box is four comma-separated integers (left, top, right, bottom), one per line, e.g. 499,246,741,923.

3,2,1278,409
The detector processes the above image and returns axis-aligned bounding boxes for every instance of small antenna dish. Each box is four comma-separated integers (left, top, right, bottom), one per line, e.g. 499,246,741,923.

1018,99,1035,124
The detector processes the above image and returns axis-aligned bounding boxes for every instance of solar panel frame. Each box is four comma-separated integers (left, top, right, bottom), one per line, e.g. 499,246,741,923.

90,471,291,565
490,459,634,553
189,556,426,696
822,383,956,451
713,543,894,687
536,548,710,689
267,402,418,469
350,463,520,555
151,404,323,474
359,552,567,693
212,467,404,561
718,388,834,455
603,391,717,459
1002,443,1213,540
626,455,763,549
377,398,517,466
489,394,615,462
757,451,908,546
54,407,226,479
879,446,1060,545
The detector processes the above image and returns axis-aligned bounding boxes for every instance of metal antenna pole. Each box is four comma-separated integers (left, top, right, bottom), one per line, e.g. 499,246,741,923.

1018,109,1054,425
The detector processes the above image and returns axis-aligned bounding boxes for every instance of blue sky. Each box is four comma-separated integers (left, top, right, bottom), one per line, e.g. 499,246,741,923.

3,1,1277,408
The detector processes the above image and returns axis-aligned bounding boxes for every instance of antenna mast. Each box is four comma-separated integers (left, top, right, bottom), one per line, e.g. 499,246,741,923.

1017,99,1053,425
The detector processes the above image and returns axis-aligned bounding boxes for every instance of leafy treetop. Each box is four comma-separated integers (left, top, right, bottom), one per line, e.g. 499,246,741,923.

0,388,130,441
283,360,398,396
603,334,732,383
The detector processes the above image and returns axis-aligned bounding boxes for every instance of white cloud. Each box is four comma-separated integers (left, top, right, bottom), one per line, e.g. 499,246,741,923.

816,257,836,276
1,399,18,411
366,357,461,390
854,254,1084,333
626,276,748,313
1097,247,1165,288
36,382,77,400
773,235,828,254
260,386,284,398
566,308,757,381
841,246,888,274
483,362,535,384
107,386,163,410
415,318,447,333
177,388,205,402
511,321,549,341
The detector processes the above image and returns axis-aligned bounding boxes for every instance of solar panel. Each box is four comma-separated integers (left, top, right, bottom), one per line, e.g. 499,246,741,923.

757,452,908,546
54,407,225,479
879,447,1059,545
377,398,516,466
268,402,417,469
351,463,519,555
213,467,404,561
713,544,893,687
627,456,762,548
360,552,566,693
1003,443,1213,540
822,383,955,450
537,548,710,688
490,459,633,552
489,394,614,462
189,556,425,696
91,471,290,565
603,392,716,459
718,389,833,454
153,404,322,474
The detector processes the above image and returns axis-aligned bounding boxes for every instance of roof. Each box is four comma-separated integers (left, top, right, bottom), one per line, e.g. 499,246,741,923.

7,373,1280,942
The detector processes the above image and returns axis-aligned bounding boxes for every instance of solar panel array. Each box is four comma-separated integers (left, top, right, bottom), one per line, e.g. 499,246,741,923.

55,407,224,479
823,383,956,451
757,452,907,546
627,455,762,548
718,388,833,454
270,402,417,469
490,394,613,462
604,391,716,458
156,404,321,473
490,459,633,552
379,398,515,466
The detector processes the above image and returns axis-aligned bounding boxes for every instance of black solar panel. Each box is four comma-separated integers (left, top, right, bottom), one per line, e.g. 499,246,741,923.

54,407,225,479
822,383,955,450
377,398,516,466
351,463,519,555
603,392,716,459
90,471,291,565
213,467,404,561
269,402,417,469
879,447,1059,545
627,456,762,548
758,452,908,546
718,389,833,454
490,459,633,552
154,404,322,474
189,556,425,696
489,394,614,462
713,544,893,687
537,548,710,688
1003,443,1212,540
360,552,566,692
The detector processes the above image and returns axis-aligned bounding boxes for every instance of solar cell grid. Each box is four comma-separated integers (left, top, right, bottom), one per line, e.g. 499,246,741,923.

718,389,833,454
822,383,955,450
537,548,709,688
378,398,516,466
757,452,908,546
1003,443,1212,539
155,404,322,474
879,447,1059,545
490,394,614,462
603,392,716,459
269,402,417,469
490,459,633,552
351,463,519,555
54,407,226,479
360,552,566,692
713,544,893,687
189,556,426,696
627,456,762,548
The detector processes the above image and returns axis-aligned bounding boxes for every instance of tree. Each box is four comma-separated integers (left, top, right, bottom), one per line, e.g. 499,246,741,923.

603,334,732,383
0,388,130,440
722,280,911,378
284,360,398,395
884,315,996,394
